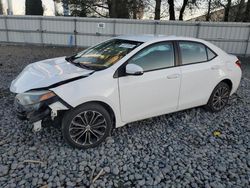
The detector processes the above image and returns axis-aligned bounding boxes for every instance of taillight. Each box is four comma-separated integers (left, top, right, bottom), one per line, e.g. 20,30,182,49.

235,60,241,68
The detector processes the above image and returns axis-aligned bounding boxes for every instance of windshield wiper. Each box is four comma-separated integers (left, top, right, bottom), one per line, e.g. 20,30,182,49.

65,56,106,71
65,55,75,63
79,64,108,71
78,63,95,70
65,56,95,70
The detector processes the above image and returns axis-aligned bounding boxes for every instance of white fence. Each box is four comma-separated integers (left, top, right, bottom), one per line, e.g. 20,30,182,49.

1,15,250,55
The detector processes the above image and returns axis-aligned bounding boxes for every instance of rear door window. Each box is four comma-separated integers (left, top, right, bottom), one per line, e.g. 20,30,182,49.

179,42,207,65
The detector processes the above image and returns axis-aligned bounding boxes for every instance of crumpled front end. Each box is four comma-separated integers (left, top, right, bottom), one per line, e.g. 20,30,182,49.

14,90,70,131
14,96,50,122
10,56,93,93
9,56,93,131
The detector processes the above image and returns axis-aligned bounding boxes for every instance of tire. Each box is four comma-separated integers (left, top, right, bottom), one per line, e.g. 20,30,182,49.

206,82,231,112
62,103,112,149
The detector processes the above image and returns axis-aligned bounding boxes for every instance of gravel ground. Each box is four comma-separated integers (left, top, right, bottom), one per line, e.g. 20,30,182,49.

0,44,250,188
239,56,250,79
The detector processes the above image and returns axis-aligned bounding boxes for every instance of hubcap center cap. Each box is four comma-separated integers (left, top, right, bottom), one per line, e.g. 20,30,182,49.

86,125,91,131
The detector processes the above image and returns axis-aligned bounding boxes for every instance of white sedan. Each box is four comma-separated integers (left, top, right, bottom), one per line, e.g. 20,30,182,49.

10,35,242,149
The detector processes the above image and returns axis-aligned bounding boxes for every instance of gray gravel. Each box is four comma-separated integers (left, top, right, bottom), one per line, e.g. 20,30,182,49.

239,56,250,79
0,44,250,187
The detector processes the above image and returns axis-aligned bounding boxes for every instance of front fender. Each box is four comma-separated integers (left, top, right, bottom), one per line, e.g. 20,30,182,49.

50,71,125,128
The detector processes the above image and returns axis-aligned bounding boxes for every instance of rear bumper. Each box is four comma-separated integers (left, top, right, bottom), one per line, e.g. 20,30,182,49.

230,68,242,95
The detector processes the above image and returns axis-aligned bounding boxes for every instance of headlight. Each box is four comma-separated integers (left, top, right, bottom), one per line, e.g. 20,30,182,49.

16,90,56,105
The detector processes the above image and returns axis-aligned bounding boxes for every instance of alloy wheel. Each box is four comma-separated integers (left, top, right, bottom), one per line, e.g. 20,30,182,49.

69,110,107,146
212,86,230,111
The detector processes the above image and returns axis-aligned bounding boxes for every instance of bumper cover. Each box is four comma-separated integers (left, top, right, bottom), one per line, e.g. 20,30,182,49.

14,91,70,124
14,98,51,123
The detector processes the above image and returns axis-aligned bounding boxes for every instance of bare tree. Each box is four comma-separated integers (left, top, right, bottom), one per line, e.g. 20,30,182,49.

129,0,145,19
168,0,175,20
26,0,44,15
179,0,189,20
105,0,145,19
132,0,137,19
68,0,108,17
69,0,89,17
235,0,245,22
154,0,162,20
224,0,232,21
0,0,3,15
206,0,212,21
106,0,117,17
107,0,129,18
243,0,250,22
216,0,232,22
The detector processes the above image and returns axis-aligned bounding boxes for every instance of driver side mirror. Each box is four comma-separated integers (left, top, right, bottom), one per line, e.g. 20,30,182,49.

125,64,144,76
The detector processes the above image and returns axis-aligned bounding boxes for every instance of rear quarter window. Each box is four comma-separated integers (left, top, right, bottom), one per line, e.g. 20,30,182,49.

207,48,217,60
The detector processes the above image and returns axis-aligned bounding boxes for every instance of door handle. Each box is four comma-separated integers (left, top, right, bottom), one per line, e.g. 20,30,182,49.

211,65,220,70
167,74,180,79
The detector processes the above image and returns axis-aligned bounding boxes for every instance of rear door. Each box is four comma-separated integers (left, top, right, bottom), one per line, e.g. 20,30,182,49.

177,41,220,110
118,42,181,122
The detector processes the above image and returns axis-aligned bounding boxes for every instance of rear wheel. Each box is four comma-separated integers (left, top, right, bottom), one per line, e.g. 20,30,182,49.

206,82,231,112
62,103,112,149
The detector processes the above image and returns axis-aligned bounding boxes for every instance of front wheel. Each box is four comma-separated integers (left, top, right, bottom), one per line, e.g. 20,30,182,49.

206,82,231,112
62,103,112,149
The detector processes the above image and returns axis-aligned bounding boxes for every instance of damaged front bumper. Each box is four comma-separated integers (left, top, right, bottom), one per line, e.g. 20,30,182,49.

14,94,69,131
15,98,50,122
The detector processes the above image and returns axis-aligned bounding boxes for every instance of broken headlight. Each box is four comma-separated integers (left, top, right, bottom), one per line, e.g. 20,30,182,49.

16,90,56,106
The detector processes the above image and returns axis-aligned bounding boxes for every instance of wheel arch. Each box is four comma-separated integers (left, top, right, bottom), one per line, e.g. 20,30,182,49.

220,78,233,91
206,78,233,104
75,100,116,129
205,78,232,112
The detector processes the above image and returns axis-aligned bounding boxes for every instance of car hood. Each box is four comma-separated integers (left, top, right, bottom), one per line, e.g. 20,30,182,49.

10,56,94,93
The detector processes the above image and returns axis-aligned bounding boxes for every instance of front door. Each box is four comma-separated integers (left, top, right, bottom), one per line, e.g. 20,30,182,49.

118,42,181,122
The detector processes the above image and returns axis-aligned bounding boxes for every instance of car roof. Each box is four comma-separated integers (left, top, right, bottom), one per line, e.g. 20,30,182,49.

115,34,204,43
115,35,227,57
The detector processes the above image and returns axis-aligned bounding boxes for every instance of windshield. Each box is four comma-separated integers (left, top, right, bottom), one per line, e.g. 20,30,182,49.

66,39,142,70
